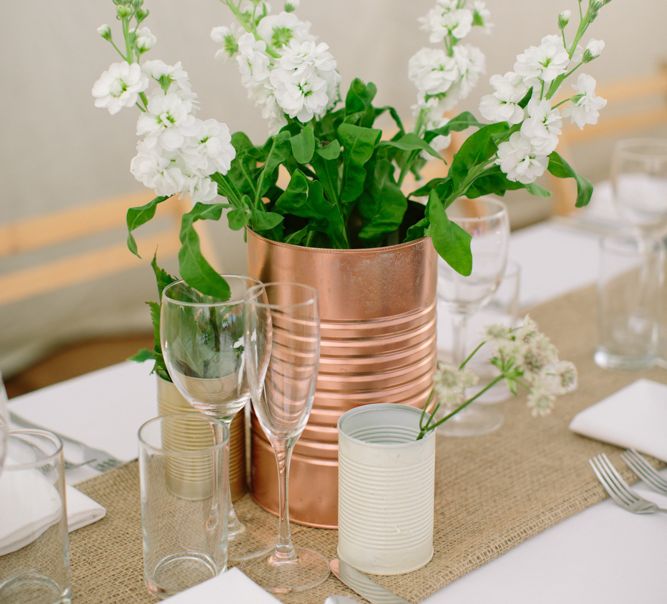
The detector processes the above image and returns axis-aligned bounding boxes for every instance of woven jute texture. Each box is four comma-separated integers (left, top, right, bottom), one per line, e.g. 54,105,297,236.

70,284,666,603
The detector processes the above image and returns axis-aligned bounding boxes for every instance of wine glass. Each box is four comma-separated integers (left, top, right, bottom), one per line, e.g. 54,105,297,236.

611,138,667,236
243,282,329,594
0,373,8,474
161,276,270,563
437,197,510,437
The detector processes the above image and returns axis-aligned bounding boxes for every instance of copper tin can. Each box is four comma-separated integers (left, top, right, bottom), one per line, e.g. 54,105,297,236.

247,230,437,528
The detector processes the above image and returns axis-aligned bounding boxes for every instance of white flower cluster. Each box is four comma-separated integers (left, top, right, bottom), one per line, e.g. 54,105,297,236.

92,31,236,202
409,0,491,145
481,33,607,184
433,361,479,408
211,3,340,131
486,316,578,416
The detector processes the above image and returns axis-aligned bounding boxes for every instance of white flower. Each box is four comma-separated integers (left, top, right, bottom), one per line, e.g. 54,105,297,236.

527,385,556,417
142,60,196,101
135,26,157,52
473,1,493,32
92,62,149,115
210,26,230,45
558,9,571,28
433,362,479,408
514,315,539,344
514,34,570,85
567,73,607,129
408,48,459,97
538,360,578,396
479,71,529,124
257,12,311,48
421,5,473,43
236,33,271,86
193,118,236,175
519,332,559,379
136,92,196,151
270,39,340,122
584,38,605,61
448,45,485,103
521,99,562,156
485,323,513,343
496,131,548,184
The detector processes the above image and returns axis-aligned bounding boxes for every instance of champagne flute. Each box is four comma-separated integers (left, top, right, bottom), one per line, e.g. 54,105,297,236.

437,197,510,437
243,282,329,594
161,276,270,563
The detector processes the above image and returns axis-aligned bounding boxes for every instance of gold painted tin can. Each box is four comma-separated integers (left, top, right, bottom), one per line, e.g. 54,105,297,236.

157,377,246,502
247,230,437,528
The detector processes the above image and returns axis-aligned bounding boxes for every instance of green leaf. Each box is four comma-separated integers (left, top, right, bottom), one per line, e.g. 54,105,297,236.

129,348,156,363
358,158,408,242
316,139,341,160
290,124,316,164
449,122,510,185
375,105,405,133
256,131,291,199
275,171,348,247
150,254,178,299
547,152,593,208
147,300,161,349
426,191,472,276
344,78,377,127
525,182,552,198
126,195,170,256
337,123,382,203
423,111,482,144
250,209,283,232
227,208,249,230
381,132,442,160
178,203,230,299
404,216,430,242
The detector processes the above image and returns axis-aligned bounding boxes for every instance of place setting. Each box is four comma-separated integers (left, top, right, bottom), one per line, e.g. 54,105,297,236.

2,0,667,603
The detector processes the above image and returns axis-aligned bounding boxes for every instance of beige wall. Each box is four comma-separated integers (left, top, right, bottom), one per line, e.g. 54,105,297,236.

1,1,666,371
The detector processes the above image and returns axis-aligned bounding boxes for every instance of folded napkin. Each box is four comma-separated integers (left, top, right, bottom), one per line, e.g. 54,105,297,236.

0,463,106,555
164,568,280,603
570,379,667,462
8,362,156,462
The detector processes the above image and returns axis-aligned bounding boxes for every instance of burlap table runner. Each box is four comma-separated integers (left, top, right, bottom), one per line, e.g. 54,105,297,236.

69,284,667,603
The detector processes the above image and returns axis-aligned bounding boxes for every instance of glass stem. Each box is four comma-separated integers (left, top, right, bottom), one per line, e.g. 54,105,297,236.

451,310,469,366
272,436,297,562
219,417,244,538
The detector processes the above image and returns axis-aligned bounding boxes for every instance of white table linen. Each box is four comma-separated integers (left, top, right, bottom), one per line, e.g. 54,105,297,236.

163,568,280,603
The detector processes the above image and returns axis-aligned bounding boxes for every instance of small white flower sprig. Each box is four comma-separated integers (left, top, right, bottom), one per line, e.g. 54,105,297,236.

417,317,578,439
211,0,341,132
408,0,492,157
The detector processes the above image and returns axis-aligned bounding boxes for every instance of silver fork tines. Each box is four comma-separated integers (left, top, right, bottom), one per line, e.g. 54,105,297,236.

589,453,667,515
621,449,667,495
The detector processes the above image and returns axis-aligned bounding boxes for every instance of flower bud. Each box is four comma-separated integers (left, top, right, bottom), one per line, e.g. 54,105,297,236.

210,25,229,44
97,24,112,40
558,9,571,29
284,0,299,11
116,5,133,18
583,38,605,62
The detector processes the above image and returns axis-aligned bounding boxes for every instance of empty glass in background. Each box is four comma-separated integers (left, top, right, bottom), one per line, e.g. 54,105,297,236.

243,282,329,595
138,413,228,600
0,429,70,604
161,276,270,563
437,197,510,437
612,139,667,236
595,235,664,370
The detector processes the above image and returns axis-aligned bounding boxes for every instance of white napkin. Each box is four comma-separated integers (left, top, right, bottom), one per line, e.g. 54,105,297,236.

0,464,106,555
569,379,667,462
164,568,280,603
8,362,156,462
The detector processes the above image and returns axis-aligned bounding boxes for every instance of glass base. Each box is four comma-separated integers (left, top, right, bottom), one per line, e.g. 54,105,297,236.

594,348,656,371
242,547,330,594
228,520,273,563
146,552,218,599
437,405,504,437
0,573,71,604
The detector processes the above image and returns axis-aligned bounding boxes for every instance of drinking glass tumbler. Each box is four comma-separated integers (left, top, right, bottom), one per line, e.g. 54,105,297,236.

139,413,229,599
595,234,664,370
0,429,70,604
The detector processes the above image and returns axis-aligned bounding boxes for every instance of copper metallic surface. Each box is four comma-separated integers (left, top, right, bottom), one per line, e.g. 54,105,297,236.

247,230,437,528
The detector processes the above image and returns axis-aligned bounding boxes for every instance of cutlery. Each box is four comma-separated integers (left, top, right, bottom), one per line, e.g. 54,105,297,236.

329,559,409,604
10,413,123,473
621,449,667,495
589,453,667,514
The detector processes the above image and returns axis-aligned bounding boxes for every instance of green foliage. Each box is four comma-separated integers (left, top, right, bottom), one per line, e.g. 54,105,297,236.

547,152,593,208
426,191,472,276
126,195,170,256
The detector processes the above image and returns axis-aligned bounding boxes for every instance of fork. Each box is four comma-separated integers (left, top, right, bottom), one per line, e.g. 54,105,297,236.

589,453,667,514
621,449,667,495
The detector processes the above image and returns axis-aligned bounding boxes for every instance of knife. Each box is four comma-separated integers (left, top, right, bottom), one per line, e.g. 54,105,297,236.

329,559,410,604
